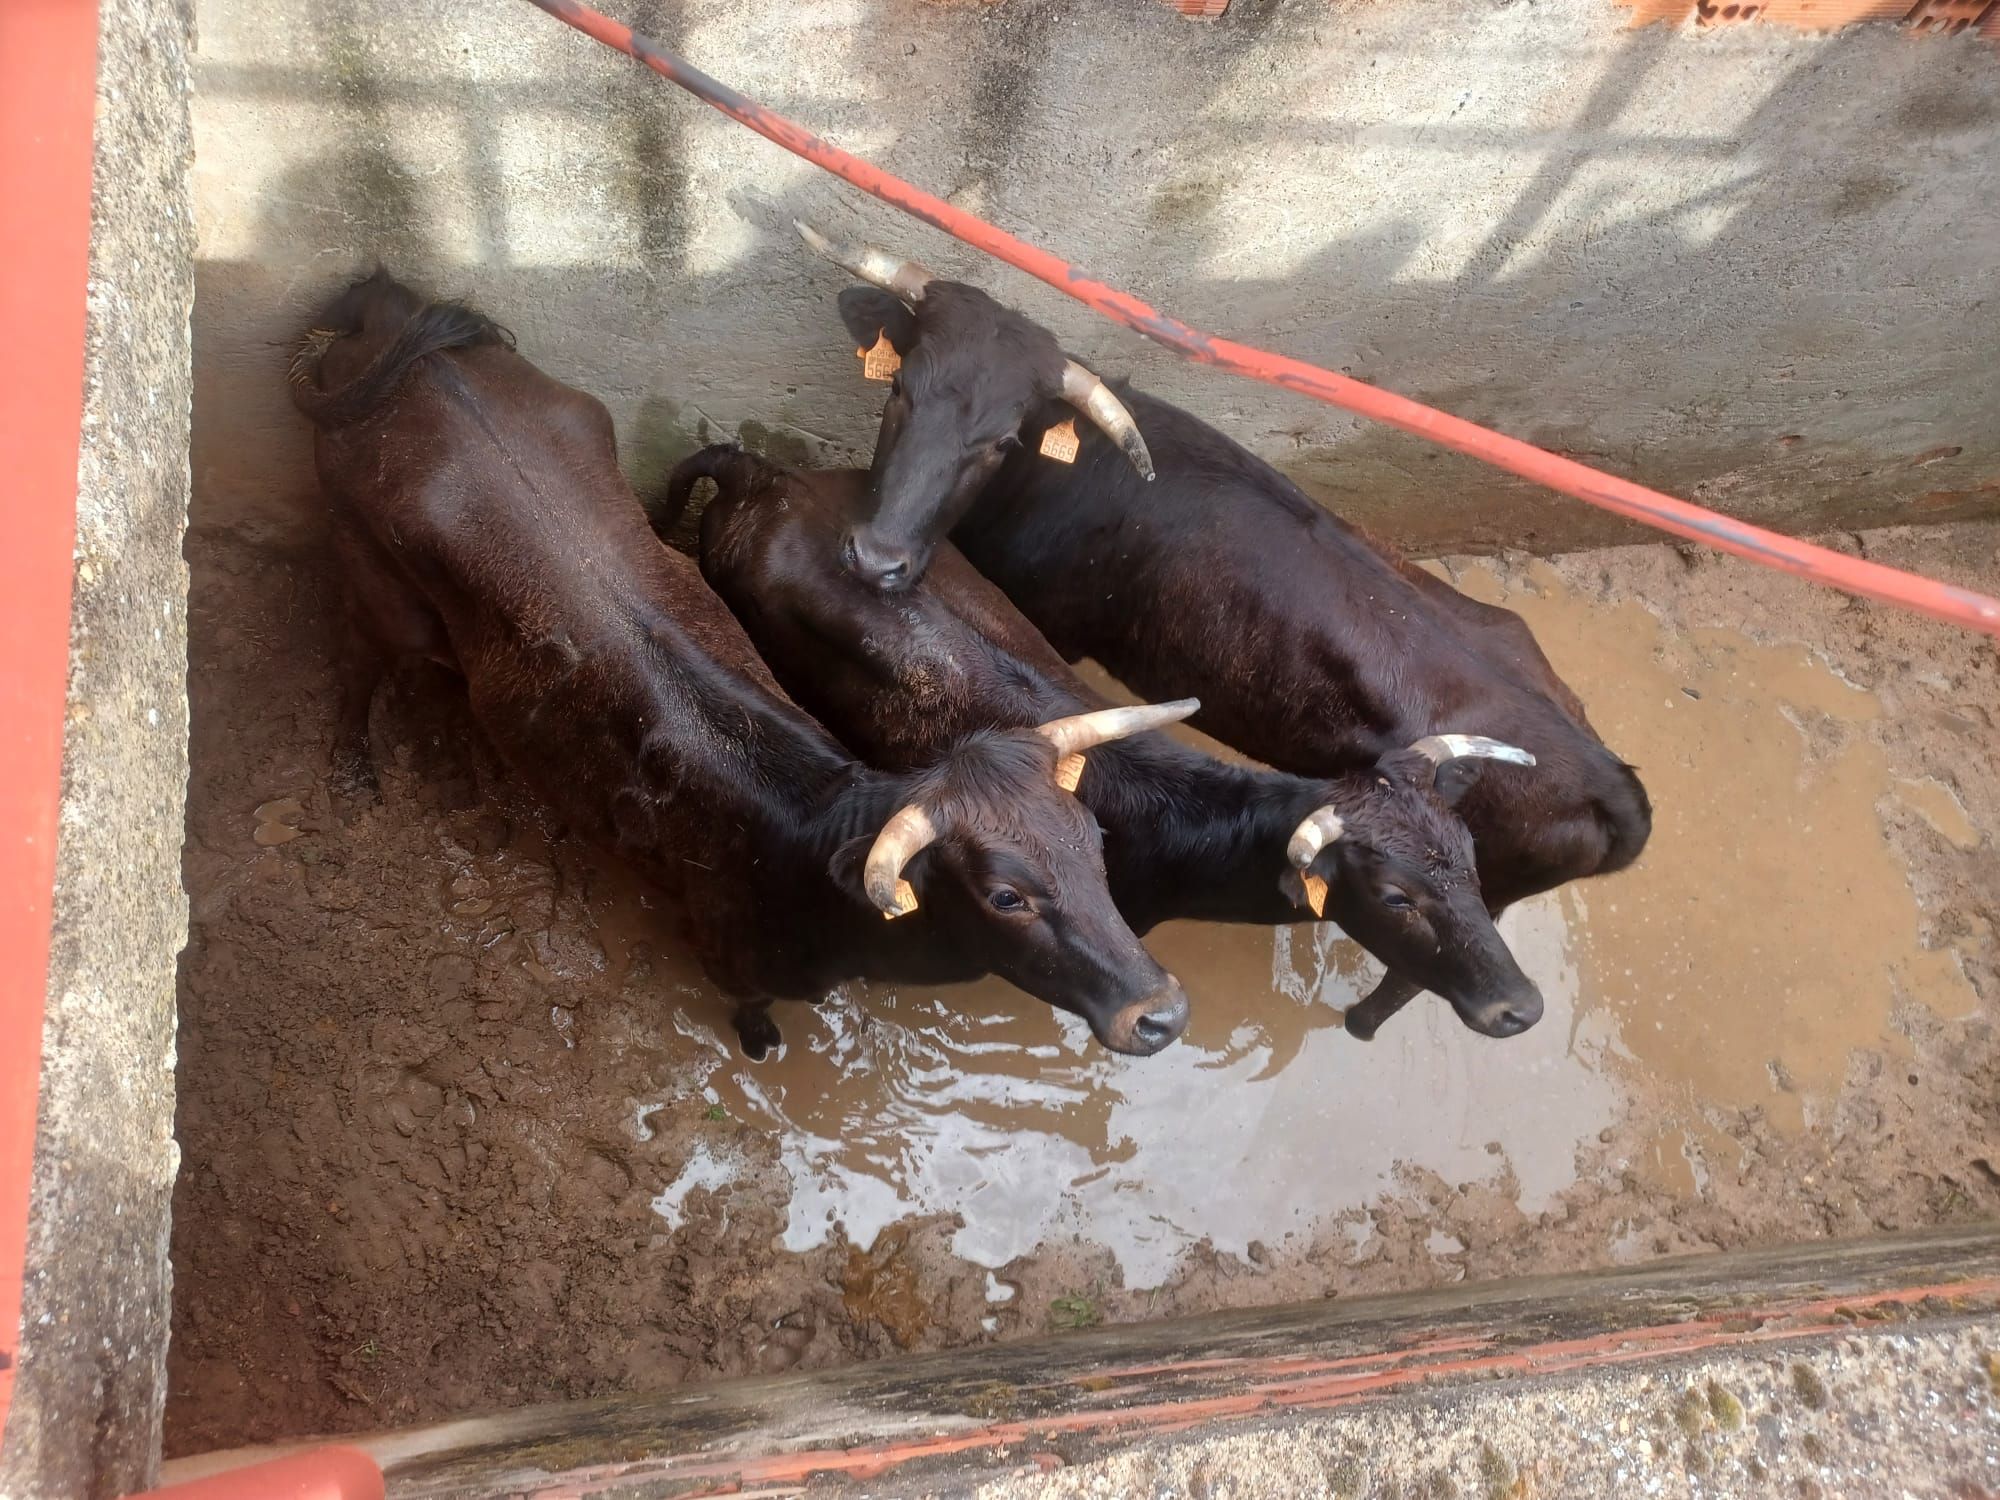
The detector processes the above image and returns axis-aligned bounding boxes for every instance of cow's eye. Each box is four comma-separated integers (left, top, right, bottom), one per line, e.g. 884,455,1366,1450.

994,433,1020,453
1380,888,1415,910
988,887,1027,913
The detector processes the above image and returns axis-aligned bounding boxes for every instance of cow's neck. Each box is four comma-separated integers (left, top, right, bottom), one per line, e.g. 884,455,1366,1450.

1081,732,1340,931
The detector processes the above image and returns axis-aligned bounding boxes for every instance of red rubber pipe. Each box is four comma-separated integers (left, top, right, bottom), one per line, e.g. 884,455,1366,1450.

129,1447,384,1500
524,0,2000,640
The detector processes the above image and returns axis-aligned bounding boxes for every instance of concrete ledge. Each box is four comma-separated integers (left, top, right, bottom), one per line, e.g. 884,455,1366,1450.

157,1225,2000,1498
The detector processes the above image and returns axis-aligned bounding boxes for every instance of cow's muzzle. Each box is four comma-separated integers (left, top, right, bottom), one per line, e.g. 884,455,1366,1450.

1097,982,1191,1056
843,529,916,591
1453,984,1545,1039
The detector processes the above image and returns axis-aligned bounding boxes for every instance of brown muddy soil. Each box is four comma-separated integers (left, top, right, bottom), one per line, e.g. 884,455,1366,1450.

163,520,2000,1457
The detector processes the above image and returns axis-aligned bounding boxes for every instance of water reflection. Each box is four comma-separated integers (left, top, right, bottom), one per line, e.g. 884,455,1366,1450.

659,894,1621,1289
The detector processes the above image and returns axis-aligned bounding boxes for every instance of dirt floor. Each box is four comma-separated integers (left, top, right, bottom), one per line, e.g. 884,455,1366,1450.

162,518,2000,1456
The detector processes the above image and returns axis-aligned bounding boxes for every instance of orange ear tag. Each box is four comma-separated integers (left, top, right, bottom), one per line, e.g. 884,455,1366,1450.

860,330,902,383
882,878,919,919
1055,752,1087,793
1301,873,1329,918
1039,417,1080,463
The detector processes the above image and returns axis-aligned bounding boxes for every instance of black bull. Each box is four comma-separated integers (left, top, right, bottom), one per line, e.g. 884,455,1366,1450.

798,227,1652,1040
288,269,1198,1059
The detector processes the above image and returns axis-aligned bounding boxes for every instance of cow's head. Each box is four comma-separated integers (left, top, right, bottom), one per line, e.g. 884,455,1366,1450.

1281,736,1545,1038
797,222,1152,591
832,700,1201,1055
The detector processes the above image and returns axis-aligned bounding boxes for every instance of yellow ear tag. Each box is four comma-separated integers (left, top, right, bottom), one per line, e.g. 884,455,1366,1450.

1301,873,1329,918
1039,417,1080,464
1055,752,1087,793
860,330,902,383
883,878,919,920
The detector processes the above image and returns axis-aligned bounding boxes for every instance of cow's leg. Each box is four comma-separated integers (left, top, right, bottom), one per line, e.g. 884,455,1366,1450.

732,998,783,1061
1343,970,1421,1041
332,618,387,798
327,513,452,799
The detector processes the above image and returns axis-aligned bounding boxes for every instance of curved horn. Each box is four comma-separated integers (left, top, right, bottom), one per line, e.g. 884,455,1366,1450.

1035,698,1199,758
795,220,934,303
1061,360,1155,481
1286,807,1347,870
1408,734,1537,768
862,803,940,918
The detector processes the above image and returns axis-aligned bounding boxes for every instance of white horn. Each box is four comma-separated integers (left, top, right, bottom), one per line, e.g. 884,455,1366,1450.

1061,360,1155,481
1035,698,1199,758
1409,734,1537,768
862,803,939,918
1286,807,1347,870
795,220,933,304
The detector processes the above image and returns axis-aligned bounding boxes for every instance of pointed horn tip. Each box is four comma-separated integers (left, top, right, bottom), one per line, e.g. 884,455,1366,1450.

1120,434,1157,482
865,873,919,919
794,220,840,261
1157,697,1200,723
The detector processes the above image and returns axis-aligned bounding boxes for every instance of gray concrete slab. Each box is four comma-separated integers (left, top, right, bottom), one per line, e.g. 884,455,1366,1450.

191,0,2000,557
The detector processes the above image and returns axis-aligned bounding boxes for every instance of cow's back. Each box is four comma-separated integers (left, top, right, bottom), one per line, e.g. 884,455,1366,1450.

962,388,1603,773
697,462,1114,771
308,335,844,941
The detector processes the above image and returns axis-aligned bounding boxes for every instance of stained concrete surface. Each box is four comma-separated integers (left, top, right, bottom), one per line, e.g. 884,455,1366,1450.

957,1323,2000,1500
0,3,196,1498
190,0,2000,559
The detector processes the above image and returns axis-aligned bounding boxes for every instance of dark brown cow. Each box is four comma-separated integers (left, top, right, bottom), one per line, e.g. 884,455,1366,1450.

656,446,1544,1036
796,226,1651,1040
288,270,1197,1058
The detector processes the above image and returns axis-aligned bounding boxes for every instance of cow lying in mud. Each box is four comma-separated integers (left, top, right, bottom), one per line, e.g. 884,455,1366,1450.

288,270,1198,1058
653,446,1544,1037
797,224,1652,1040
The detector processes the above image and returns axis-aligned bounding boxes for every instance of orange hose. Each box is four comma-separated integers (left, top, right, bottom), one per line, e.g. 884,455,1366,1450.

131,1447,384,1500
524,0,2000,640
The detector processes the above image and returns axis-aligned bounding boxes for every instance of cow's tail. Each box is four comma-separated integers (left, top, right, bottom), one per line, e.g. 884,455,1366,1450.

289,267,514,429
648,443,774,549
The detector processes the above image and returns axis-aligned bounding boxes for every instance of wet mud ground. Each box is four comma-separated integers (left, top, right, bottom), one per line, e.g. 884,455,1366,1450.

164,520,2000,1455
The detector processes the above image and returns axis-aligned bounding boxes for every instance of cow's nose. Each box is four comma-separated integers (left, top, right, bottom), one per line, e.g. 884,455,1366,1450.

1110,983,1190,1056
843,530,914,591
1462,986,1544,1038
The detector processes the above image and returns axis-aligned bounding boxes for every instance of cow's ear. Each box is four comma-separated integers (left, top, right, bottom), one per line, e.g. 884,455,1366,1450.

1379,746,1484,808
838,287,919,358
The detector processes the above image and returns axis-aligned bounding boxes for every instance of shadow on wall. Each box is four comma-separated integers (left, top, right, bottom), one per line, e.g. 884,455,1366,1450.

190,0,2000,555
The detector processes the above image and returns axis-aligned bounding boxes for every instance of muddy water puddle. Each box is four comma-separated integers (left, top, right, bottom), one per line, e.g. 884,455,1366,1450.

645,899,1618,1289
601,564,1975,1291
1454,561,1980,1135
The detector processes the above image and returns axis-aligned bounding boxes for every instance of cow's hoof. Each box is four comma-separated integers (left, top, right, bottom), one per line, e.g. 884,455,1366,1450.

331,746,380,805
1344,1011,1382,1041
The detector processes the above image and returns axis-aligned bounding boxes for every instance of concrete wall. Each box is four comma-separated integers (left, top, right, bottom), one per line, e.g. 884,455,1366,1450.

0,3,195,1496
191,0,1999,556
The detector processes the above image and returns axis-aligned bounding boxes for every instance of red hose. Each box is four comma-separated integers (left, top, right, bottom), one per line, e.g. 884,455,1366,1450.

524,0,2000,640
